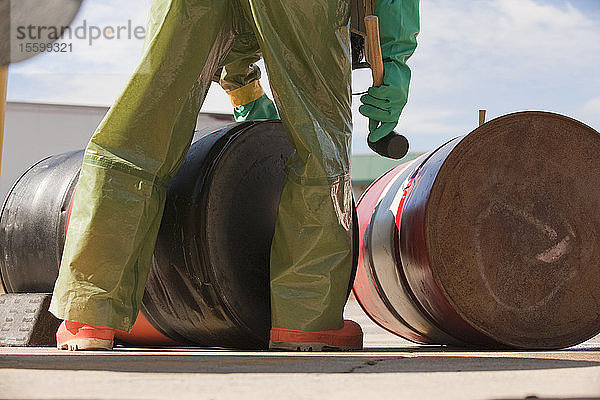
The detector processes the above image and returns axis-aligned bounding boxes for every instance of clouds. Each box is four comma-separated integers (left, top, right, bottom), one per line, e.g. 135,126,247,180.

7,0,600,152
418,0,596,73
8,0,237,111
8,0,151,106
576,97,600,128
11,1,149,75
394,0,600,151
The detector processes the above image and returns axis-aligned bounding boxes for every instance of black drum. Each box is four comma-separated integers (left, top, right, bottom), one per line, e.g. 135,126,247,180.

0,120,358,349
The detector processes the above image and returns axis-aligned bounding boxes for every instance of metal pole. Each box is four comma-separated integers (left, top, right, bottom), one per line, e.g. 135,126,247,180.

479,109,487,126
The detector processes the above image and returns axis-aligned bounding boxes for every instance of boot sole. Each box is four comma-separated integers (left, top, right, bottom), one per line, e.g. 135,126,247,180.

58,338,113,351
269,340,361,352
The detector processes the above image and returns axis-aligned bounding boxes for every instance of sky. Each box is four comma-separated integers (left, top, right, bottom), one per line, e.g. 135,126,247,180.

7,0,600,153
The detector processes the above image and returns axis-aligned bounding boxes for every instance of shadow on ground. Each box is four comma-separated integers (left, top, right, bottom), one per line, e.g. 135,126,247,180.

494,398,600,400
1,352,599,374
363,346,600,352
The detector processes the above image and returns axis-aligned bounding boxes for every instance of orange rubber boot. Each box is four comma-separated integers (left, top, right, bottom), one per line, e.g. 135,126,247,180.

269,320,363,351
56,320,115,351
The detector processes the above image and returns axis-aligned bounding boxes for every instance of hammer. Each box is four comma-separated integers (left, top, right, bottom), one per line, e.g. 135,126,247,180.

364,15,409,159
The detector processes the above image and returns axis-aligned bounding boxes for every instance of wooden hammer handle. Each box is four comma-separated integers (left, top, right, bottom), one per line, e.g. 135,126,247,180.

364,15,384,87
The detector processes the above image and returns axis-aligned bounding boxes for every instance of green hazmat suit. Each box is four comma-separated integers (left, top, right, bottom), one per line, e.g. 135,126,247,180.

232,93,279,121
50,0,353,332
221,73,279,121
216,51,279,121
359,0,419,142
50,0,419,334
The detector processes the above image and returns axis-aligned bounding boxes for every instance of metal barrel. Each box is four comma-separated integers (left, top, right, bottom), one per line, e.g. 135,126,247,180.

0,150,81,293
0,120,357,349
354,111,600,349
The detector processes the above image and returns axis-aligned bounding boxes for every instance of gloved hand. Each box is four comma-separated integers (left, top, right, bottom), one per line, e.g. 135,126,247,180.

358,0,419,143
233,93,279,122
360,83,409,142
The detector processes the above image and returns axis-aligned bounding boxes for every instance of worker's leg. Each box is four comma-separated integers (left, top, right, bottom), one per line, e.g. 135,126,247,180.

50,0,235,332
218,23,278,121
243,0,355,332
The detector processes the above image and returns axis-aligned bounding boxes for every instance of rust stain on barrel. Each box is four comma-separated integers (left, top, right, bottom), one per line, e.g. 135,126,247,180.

355,111,600,350
427,112,600,349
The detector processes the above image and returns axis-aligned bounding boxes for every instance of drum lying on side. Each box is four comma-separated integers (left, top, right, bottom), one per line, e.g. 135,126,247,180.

0,151,81,293
137,121,292,349
0,120,358,349
137,120,358,349
355,111,600,349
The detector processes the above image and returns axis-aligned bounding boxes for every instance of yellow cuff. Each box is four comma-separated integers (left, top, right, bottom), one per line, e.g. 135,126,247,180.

227,80,265,108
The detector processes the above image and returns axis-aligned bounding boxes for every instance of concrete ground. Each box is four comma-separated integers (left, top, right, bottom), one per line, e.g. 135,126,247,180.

0,300,599,400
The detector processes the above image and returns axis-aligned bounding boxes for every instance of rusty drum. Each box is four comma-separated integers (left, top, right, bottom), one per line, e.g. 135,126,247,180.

354,111,600,349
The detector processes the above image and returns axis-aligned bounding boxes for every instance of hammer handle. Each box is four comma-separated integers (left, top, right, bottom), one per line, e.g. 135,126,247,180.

364,15,384,87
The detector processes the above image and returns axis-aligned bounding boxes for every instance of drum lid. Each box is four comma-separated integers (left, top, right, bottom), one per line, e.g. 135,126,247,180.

427,112,600,349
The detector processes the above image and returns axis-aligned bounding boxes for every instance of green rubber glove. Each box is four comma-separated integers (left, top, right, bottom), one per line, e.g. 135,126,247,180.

233,93,279,122
358,0,419,143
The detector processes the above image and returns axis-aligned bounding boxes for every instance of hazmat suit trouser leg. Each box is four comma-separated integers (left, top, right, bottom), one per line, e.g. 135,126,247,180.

218,0,354,330
241,0,354,331
50,0,237,331
51,0,354,334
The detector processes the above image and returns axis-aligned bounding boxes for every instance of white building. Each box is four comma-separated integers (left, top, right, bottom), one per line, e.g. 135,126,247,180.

1,101,416,204
1,102,234,204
